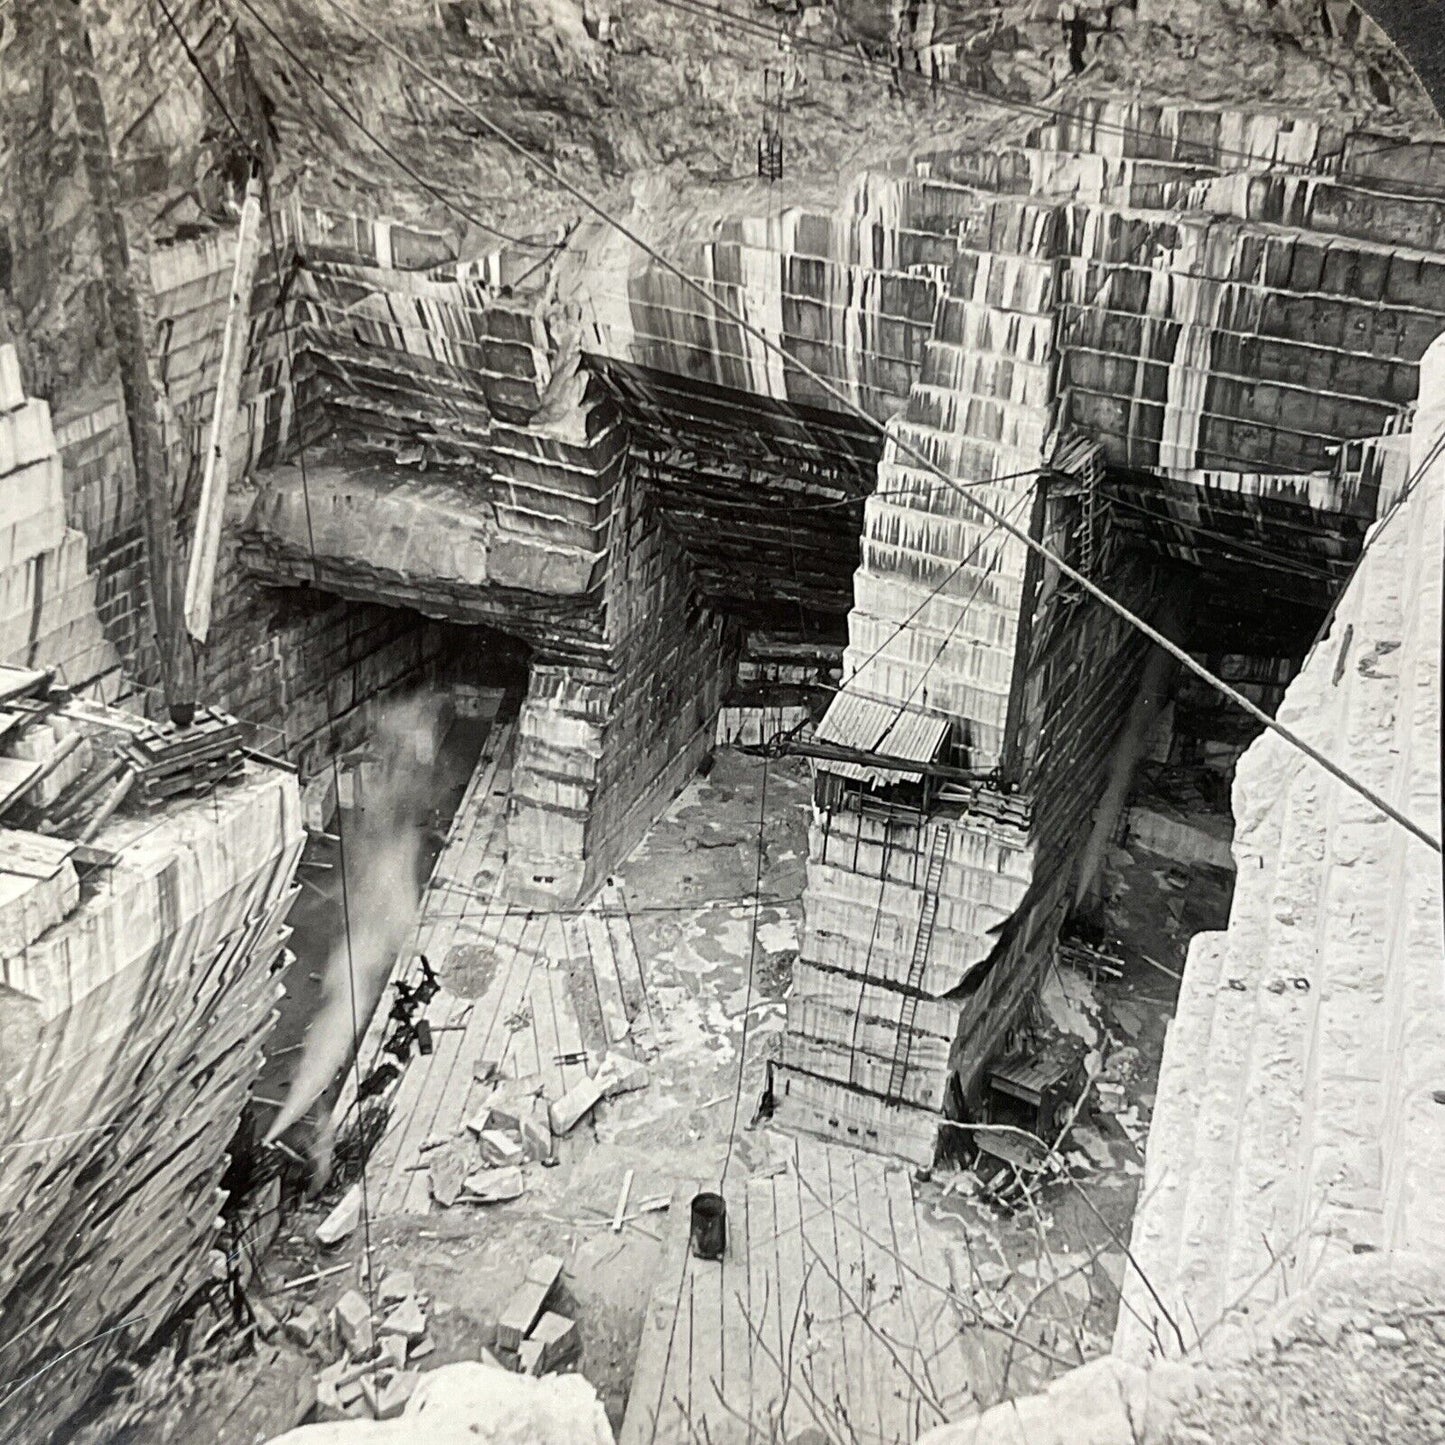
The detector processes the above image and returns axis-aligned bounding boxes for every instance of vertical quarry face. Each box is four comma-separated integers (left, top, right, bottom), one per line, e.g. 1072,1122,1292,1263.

0,354,305,1441
1116,333,1444,1359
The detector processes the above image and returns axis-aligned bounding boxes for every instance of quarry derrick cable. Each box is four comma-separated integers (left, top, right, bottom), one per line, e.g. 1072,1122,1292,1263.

239,0,1445,856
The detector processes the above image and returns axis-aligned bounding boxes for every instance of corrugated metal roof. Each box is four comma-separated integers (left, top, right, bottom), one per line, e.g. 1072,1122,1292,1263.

814,691,949,786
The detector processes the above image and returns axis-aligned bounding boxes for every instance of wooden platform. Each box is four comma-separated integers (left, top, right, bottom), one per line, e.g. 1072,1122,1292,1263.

622,1136,988,1445
360,722,655,1216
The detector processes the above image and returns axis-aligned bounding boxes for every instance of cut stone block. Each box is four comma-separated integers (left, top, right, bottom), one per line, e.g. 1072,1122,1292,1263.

521,1311,579,1376
381,1296,427,1343
316,1183,363,1245
549,1075,603,1135
334,1290,374,1356
477,1128,525,1168
285,1304,321,1349
595,1052,650,1099
496,1254,565,1353
462,1165,525,1204
429,1146,469,1207
359,1370,419,1421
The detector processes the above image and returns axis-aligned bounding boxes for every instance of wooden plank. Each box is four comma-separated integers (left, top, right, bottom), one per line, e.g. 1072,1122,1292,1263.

582,904,631,1049
185,176,264,643
600,882,656,1047
746,1169,785,1437
473,908,530,1085
769,1144,812,1442
524,923,566,1101
507,912,548,1087
685,1190,725,1441
399,989,481,1214
826,1142,876,1445
544,915,590,1095
619,1182,696,1445
389,990,472,1216
851,1152,917,1445
796,1138,848,1434
909,1186,979,1420
716,1174,755,1437
883,1163,950,1438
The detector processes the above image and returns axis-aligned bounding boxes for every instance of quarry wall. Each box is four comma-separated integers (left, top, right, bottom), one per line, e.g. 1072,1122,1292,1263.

0,349,306,1443
1115,331,1444,1361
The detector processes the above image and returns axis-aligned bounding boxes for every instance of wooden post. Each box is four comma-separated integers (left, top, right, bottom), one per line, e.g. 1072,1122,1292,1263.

53,0,196,723
185,172,264,644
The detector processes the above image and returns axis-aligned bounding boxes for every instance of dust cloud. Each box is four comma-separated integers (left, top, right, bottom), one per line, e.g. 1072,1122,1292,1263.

264,690,448,1146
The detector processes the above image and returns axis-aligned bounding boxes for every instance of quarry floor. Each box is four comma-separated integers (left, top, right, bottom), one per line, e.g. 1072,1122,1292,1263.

71,750,1235,1442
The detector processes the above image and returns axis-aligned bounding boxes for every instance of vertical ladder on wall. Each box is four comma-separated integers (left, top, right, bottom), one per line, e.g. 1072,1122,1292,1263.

885,823,949,1104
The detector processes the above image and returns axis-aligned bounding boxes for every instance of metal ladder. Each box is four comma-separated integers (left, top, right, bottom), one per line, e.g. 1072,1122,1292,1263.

885,823,949,1103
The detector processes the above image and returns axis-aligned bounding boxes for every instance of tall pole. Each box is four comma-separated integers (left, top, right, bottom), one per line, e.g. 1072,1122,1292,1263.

53,0,196,724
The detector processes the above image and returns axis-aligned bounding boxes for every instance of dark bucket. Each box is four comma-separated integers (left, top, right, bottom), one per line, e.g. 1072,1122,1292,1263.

689,1191,727,1260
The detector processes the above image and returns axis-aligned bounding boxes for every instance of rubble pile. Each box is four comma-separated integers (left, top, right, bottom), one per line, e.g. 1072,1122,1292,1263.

413,1047,650,1211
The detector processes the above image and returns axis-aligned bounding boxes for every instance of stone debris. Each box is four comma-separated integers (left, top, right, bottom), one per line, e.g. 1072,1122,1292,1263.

381,1297,427,1344
312,1275,444,1422
378,1270,415,1304
519,1096,556,1164
270,1360,615,1443
594,1051,650,1099
461,1165,525,1203
519,1312,579,1376
476,1128,525,1168
315,1185,364,1246
285,1304,322,1349
497,1255,565,1353
358,1370,419,1421
333,1291,374,1356
549,1075,603,1135
428,1146,468,1208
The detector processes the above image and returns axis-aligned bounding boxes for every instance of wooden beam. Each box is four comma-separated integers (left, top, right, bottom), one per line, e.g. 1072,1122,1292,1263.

53,0,196,721
185,174,265,644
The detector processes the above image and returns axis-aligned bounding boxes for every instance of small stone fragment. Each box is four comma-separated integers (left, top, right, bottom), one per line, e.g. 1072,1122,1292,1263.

285,1304,322,1349
378,1333,409,1371
1372,1324,1408,1345
595,1052,650,1099
316,1183,363,1245
462,1165,525,1203
524,1311,579,1374
359,1370,419,1421
549,1075,603,1135
477,1128,525,1167
334,1290,374,1356
382,1296,428,1343
378,1269,416,1304
252,1301,281,1340
429,1146,469,1208
410,1336,436,1361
